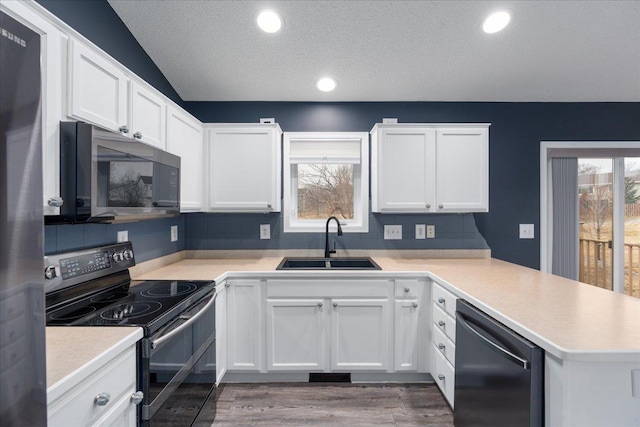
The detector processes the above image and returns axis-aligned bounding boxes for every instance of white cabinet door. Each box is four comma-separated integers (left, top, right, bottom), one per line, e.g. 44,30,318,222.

372,127,436,212
436,127,489,212
394,300,420,371
207,124,281,212
68,39,128,133
227,280,263,371
167,107,204,212
330,299,389,371
265,299,327,371
130,81,166,149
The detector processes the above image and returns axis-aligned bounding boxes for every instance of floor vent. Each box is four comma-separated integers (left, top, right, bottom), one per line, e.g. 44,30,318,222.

309,373,351,383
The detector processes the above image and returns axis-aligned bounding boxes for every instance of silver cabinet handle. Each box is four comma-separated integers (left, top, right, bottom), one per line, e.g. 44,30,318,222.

403,287,410,293
412,302,418,308
133,131,142,139
438,204,444,209
438,320,445,327
47,196,64,207
333,302,338,308
438,297,445,304
119,125,129,133
267,204,272,208
437,374,445,381
94,392,111,406
317,302,323,308
130,391,143,405
426,204,431,208
438,343,445,350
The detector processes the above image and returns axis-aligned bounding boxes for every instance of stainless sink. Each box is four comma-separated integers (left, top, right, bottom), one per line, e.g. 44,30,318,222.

276,257,381,270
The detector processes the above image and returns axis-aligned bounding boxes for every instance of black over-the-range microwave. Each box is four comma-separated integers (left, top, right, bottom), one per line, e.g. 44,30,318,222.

46,121,180,224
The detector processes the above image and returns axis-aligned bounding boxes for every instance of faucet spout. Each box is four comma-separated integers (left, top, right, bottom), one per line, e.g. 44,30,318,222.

324,216,343,258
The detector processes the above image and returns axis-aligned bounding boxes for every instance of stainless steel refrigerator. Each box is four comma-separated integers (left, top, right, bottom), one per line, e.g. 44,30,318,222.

0,9,47,426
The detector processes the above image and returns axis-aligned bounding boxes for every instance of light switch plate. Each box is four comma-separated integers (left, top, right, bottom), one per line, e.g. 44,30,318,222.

384,225,402,240
519,224,535,239
260,224,270,240
171,225,178,242
426,225,435,239
117,230,128,243
415,224,425,239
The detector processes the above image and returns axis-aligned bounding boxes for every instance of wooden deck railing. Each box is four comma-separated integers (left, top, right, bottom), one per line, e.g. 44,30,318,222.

579,238,640,297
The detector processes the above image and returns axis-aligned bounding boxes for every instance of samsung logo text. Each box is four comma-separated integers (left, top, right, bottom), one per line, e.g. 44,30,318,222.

1,28,27,47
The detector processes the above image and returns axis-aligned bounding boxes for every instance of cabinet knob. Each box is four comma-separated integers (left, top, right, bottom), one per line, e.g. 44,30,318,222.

94,392,111,406
437,374,445,381
47,196,64,207
119,125,129,134
267,204,272,208
130,391,144,405
426,204,431,208
438,204,444,209
438,343,445,350
438,297,445,304
438,320,445,327
225,282,230,288
317,302,323,308
333,302,338,308
133,131,142,139
403,287,410,293
412,302,418,308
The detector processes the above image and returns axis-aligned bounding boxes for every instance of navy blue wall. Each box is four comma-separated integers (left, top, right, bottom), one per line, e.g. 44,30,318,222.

35,0,183,106
185,102,640,269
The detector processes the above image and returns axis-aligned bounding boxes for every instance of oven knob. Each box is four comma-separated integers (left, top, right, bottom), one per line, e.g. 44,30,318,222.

44,265,61,280
113,252,124,263
123,250,134,260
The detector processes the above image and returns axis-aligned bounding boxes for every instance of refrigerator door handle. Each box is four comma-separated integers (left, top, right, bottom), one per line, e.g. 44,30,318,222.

456,312,529,369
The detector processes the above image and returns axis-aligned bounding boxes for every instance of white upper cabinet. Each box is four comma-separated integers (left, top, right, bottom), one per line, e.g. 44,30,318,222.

371,123,489,213
130,81,166,149
206,124,282,212
68,38,129,134
166,107,204,212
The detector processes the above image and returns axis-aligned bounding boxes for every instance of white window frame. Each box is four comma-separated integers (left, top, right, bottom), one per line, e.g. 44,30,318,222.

283,132,369,233
540,141,640,293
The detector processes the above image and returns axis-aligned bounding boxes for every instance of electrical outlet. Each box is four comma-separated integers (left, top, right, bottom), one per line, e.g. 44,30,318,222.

384,225,402,240
426,225,435,239
117,230,128,243
171,225,178,242
260,224,271,240
415,224,426,239
519,224,534,239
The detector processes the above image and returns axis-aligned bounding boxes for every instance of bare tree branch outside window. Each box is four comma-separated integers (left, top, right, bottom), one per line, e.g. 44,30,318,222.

297,164,354,220
578,163,612,240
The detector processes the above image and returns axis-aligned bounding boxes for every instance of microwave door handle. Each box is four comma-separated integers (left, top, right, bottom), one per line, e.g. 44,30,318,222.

455,312,529,370
150,289,218,350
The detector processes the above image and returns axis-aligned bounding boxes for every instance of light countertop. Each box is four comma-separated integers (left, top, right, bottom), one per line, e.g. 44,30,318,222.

46,326,143,402
134,254,640,362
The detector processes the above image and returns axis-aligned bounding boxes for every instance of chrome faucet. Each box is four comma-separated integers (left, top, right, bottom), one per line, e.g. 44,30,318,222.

324,216,343,258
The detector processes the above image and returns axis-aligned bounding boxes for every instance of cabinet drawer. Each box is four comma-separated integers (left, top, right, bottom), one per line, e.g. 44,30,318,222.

267,280,390,298
432,282,457,318
394,279,424,299
433,304,456,343
432,323,456,366
48,346,136,427
432,343,455,408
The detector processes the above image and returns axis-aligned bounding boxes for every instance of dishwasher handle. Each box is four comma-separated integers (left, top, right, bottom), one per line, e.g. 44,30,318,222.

456,311,529,370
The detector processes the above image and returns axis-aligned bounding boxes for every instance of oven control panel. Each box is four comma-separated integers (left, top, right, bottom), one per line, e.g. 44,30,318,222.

44,242,135,294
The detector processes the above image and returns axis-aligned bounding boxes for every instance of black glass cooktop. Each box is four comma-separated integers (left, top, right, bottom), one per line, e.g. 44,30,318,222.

46,279,215,334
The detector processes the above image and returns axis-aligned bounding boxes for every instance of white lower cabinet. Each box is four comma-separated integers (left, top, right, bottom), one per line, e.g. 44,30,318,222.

266,299,327,371
430,280,459,408
431,343,455,407
331,299,389,371
394,300,420,371
226,279,264,372
47,345,139,427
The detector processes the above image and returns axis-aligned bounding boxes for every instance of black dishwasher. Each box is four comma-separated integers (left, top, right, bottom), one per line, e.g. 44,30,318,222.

454,300,543,427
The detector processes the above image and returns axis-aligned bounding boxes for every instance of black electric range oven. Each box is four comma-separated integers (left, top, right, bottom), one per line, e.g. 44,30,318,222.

45,242,218,426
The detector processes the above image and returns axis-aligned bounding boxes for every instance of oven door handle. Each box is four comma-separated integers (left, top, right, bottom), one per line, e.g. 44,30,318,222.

150,289,218,350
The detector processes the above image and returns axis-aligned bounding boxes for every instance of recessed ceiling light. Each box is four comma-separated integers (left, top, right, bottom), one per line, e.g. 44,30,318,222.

256,10,282,34
316,77,336,92
482,11,511,34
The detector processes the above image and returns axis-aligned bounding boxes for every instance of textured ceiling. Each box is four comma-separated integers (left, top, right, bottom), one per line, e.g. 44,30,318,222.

107,0,640,102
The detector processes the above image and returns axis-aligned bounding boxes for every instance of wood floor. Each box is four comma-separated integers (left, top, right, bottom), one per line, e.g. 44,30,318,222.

212,383,453,426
